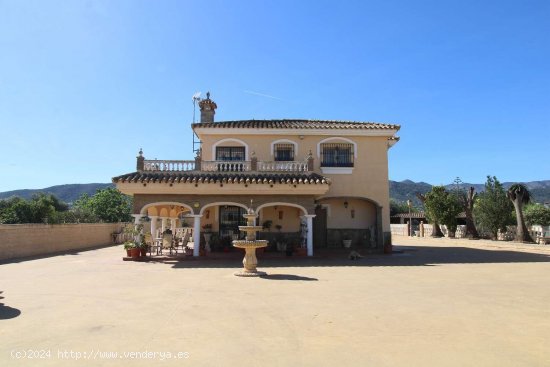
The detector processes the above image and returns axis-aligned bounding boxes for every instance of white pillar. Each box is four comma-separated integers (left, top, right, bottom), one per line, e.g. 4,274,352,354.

170,218,177,232
191,215,203,257
302,214,315,257
150,216,158,238
131,214,142,224
161,217,167,233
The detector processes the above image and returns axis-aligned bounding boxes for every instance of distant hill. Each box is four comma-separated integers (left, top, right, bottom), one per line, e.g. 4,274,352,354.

1,179,549,206
0,183,114,204
390,179,550,205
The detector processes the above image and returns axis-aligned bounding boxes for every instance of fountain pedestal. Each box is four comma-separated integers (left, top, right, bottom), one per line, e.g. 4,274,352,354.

232,209,268,277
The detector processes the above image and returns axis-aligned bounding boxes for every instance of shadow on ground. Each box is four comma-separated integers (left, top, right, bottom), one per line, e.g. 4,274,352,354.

147,245,550,269
260,274,318,281
0,292,21,320
0,244,118,265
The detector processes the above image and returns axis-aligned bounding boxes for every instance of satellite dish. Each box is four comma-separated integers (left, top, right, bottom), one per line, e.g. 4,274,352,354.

192,92,201,101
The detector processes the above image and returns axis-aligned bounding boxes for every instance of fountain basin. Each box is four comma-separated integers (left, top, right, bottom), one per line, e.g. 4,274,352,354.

238,226,264,231
232,240,268,249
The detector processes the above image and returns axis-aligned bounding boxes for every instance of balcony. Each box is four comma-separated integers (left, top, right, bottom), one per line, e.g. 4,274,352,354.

141,158,311,173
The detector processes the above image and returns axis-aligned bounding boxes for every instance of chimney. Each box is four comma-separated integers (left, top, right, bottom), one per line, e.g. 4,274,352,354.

136,148,144,171
199,91,217,123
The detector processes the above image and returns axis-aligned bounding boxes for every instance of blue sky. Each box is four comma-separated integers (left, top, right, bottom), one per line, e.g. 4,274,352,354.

1,0,549,192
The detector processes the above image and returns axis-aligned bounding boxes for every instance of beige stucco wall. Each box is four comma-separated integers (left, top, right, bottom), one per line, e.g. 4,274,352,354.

319,198,377,229
0,223,125,261
199,133,392,231
258,205,303,232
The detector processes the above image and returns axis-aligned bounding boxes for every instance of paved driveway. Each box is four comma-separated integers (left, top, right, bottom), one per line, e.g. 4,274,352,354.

1,239,549,366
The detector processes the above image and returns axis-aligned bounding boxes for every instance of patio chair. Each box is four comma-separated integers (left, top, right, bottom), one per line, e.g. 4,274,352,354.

173,230,188,254
145,233,160,256
161,233,175,255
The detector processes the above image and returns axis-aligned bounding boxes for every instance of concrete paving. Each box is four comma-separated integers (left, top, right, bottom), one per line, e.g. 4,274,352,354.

1,238,550,367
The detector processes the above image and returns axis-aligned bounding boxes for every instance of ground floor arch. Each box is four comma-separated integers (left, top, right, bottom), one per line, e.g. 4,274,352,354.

315,196,383,252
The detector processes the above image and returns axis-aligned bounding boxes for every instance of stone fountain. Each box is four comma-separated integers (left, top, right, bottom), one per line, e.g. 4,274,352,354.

232,205,268,277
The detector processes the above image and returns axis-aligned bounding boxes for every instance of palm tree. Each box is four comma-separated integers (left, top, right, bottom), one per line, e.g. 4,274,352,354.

507,184,534,243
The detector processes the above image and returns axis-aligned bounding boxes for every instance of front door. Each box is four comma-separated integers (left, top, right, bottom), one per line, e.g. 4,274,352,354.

313,206,327,248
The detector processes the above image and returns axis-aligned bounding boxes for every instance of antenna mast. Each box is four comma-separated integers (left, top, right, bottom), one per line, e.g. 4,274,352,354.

192,92,202,154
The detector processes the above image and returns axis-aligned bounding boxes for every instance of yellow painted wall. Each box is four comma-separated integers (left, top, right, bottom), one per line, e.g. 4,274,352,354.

258,206,302,232
0,223,124,261
199,133,392,230
320,198,376,229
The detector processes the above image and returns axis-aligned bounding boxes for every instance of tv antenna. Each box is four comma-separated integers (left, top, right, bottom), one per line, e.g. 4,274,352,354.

192,91,202,154
192,91,202,123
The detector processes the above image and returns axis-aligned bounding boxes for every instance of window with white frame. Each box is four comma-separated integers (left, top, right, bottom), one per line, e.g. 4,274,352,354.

320,143,354,167
274,143,295,161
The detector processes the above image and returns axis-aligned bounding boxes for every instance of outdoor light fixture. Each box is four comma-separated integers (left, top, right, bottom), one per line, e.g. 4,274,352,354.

344,201,348,209
193,202,200,208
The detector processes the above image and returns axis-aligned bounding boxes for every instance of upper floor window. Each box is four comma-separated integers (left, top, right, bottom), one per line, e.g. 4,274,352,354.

274,143,295,161
320,143,354,167
216,147,245,161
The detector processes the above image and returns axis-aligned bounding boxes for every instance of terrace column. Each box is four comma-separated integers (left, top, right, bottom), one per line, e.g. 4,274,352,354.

170,218,177,231
161,217,167,233
302,214,316,256
131,214,143,225
190,215,203,257
150,216,158,238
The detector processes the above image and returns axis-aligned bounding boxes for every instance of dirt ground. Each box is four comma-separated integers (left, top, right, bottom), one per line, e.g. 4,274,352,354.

1,237,549,366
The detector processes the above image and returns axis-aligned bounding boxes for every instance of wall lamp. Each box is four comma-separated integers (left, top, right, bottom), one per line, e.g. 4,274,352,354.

344,201,348,209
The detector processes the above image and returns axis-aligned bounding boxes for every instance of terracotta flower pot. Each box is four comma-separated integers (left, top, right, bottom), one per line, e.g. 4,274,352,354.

140,248,147,257
126,249,131,257
129,248,141,258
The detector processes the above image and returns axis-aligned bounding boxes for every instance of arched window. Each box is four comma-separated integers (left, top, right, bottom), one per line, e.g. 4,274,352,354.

320,142,354,167
271,139,298,161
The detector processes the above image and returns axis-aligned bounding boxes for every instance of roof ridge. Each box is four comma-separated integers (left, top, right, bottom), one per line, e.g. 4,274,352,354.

192,119,401,130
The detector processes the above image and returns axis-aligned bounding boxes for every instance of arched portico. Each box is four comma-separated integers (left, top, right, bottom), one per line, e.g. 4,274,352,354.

315,196,383,251
256,202,314,256
134,202,195,246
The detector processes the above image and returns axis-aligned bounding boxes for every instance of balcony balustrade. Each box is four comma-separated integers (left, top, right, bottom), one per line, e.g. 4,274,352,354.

257,161,308,172
143,160,196,172
141,159,310,173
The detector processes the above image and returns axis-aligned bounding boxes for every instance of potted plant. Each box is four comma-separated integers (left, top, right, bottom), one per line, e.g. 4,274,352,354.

262,220,273,231
342,234,352,248
285,242,293,257
123,241,134,257
123,224,145,258
138,238,148,257
124,241,141,258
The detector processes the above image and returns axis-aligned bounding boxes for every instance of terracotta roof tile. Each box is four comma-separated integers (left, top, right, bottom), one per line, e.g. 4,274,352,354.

192,119,400,130
112,172,331,185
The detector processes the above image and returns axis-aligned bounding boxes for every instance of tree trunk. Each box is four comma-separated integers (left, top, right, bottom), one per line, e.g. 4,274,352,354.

464,187,479,239
432,223,444,237
512,199,534,243
416,192,444,237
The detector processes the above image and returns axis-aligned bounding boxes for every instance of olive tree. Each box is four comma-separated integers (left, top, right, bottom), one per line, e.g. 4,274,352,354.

474,176,514,239
422,186,462,237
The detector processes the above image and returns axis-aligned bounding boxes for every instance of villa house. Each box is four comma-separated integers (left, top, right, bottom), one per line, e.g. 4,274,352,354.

113,93,400,256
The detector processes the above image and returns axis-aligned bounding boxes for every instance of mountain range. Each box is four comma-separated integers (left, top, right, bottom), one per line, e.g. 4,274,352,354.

1,180,549,206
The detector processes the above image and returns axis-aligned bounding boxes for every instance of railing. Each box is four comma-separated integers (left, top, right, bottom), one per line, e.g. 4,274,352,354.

201,161,251,172
143,160,195,172
258,161,308,172
142,159,310,173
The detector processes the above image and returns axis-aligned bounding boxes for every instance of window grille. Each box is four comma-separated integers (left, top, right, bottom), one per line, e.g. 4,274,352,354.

320,143,354,167
215,146,245,161
219,206,247,238
274,143,295,161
